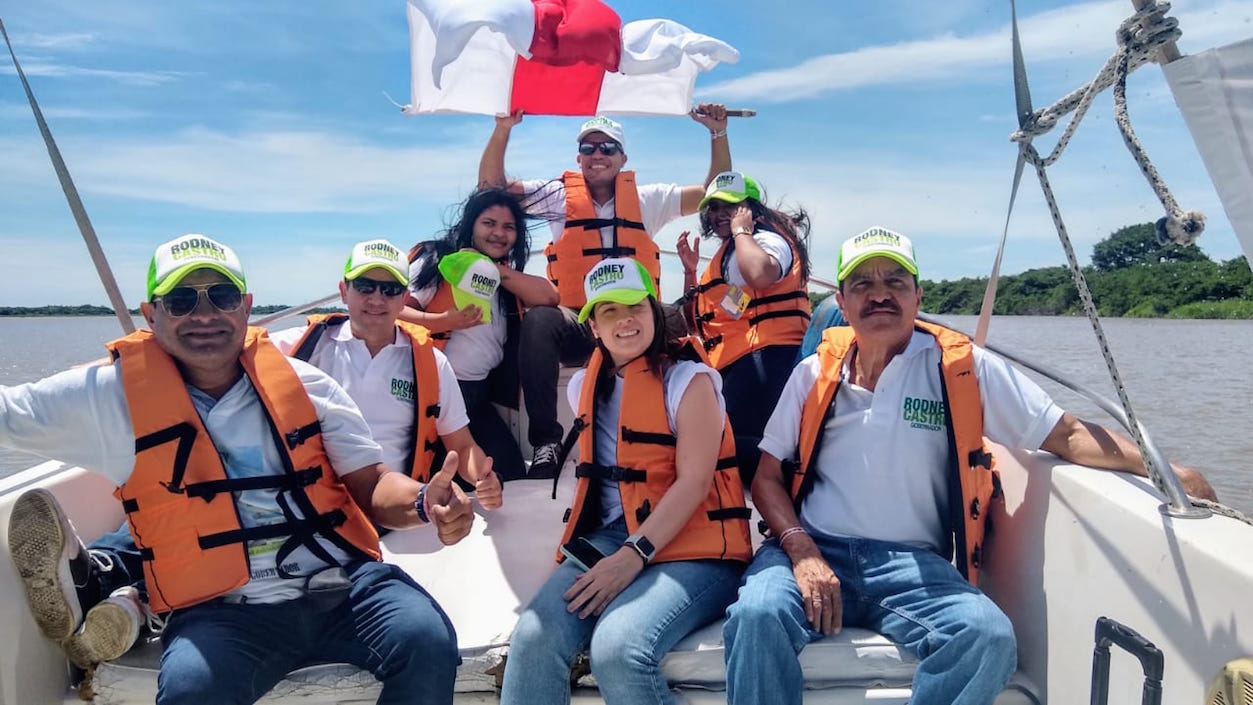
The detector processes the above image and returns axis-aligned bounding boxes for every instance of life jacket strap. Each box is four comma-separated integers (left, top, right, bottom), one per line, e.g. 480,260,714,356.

575,463,647,484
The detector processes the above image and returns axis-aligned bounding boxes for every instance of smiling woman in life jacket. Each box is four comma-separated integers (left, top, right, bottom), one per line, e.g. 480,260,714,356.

499,257,752,705
401,187,559,481
678,171,812,485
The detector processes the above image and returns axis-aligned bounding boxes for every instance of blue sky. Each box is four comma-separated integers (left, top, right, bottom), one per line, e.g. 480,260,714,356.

1,0,1249,308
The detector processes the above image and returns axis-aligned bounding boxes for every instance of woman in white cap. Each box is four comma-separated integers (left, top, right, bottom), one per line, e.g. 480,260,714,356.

678,171,812,484
500,257,752,705
402,187,558,480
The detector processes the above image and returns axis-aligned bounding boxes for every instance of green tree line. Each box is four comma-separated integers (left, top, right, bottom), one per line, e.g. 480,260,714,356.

813,223,1253,319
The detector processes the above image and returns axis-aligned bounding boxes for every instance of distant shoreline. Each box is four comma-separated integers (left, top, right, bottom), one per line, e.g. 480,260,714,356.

0,305,345,317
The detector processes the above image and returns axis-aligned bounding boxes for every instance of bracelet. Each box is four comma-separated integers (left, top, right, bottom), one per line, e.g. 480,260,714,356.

710,128,728,139
414,484,430,524
777,526,806,546
733,228,754,238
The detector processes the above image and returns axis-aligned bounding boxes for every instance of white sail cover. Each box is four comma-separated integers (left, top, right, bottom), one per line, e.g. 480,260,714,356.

1163,38,1253,261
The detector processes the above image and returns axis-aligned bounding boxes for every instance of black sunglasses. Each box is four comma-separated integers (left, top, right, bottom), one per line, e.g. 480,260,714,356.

578,141,622,156
348,278,406,297
157,283,244,317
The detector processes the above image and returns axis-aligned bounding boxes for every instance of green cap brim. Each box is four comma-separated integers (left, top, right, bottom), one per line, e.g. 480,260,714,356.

698,190,750,211
345,263,408,285
836,253,919,283
577,289,651,323
150,263,247,298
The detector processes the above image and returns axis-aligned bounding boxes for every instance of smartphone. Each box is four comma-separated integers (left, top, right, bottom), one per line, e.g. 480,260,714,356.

559,537,607,571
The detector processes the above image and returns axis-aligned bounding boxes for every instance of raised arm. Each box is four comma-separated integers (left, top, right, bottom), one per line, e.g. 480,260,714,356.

479,111,525,193
497,262,559,307
1040,412,1217,500
679,103,733,215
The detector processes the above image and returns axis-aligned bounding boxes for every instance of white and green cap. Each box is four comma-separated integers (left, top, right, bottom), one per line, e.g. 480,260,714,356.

836,227,918,283
437,250,500,323
344,239,409,285
147,234,246,300
576,115,625,148
698,171,762,210
577,257,657,323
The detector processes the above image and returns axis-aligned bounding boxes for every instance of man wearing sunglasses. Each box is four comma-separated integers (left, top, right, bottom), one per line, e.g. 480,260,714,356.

478,104,733,478
1,234,472,704
270,239,502,507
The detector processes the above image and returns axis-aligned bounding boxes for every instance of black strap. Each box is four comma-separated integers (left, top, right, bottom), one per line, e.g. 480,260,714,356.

575,463,647,483
135,422,198,494
182,466,323,502
969,448,994,470
291,315,348,362
715,456,738,471
620,427,677,447
793,391,839,512
424,403,441,419
695,278,726,294
551,417,588,499
566,217,647,232
581,246,637,258
749,290,810,307
195,509,348,551
748,309,811,327
702,335,723,351
707,507,752,521
284,421,322,450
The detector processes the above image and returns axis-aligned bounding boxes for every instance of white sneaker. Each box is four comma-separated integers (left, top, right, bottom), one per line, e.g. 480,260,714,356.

7,489,93,641
62,586,143,667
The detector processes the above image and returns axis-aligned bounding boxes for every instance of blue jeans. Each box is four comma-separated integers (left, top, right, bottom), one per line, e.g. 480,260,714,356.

720,345,799,485
500,521,744,705
795,295,846,364
157,561,459,705
723,537,1016,705
459,378,525,481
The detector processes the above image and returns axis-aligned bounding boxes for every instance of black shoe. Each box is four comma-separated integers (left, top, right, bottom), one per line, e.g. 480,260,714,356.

527,442,562,480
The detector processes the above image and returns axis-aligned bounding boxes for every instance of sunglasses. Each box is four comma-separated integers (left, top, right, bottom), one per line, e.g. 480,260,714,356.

157,283,244,317
578,141,622,156
348,278,406,297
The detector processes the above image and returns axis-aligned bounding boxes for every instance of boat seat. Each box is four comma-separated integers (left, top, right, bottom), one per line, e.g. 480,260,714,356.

88,476,1039,704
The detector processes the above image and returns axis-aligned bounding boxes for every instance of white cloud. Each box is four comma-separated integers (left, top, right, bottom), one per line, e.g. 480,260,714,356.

0,62,187,87
698,0,1251,103
8,32,96,50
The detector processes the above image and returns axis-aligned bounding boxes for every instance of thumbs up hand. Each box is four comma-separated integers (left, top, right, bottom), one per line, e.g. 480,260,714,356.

474,457,503,510
425,450,473,545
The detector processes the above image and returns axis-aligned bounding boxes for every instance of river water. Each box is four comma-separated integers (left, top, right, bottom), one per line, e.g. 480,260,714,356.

1,315,1250,514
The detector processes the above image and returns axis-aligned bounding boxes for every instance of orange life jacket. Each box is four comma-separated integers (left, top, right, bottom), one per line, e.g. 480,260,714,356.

289,313,442,482
792,322,1000,585
544,170,661,309
692,235,811,369
107,327,381,613
557,342,753,564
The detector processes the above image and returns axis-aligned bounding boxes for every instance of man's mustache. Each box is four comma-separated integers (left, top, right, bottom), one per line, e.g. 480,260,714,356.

860,302,900,317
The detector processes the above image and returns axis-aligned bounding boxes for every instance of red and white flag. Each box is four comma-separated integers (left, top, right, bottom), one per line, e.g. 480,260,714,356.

403,0,739,116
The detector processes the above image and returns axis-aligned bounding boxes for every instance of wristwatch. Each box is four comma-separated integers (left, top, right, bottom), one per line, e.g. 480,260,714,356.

733,228,753,238
624,533,656,564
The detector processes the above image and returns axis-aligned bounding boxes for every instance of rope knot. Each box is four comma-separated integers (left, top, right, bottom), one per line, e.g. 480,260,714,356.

1154,210,1205,246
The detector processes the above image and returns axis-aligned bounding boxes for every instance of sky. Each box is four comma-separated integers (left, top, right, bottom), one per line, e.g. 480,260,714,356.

1,0,1250,309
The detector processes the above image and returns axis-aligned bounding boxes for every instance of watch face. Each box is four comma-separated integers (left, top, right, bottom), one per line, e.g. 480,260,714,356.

634,536,656,558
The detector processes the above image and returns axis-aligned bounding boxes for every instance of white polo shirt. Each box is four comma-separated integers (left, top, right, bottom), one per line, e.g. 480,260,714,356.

270,322,468,474
759,330,1063,553
518,178,684,247
0,355,384,604
407,256,508,382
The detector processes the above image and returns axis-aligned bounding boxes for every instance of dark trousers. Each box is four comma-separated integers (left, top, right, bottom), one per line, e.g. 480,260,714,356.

721,345,800,486
88,521,148,604
459,378,525,481
518,305,596,447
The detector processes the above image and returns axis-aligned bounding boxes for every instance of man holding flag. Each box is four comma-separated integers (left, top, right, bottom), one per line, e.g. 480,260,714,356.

478,104,732,477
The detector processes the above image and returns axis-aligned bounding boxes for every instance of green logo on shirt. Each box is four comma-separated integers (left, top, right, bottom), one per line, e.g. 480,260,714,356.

903,396,946,431
391,378,414,402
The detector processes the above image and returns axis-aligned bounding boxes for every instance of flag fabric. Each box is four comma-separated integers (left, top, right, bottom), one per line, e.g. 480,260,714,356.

404,0,739,116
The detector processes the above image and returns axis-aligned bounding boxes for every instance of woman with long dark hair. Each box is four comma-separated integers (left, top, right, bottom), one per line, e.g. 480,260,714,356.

678,171,812,484
500,258,751,705
402,187,558,480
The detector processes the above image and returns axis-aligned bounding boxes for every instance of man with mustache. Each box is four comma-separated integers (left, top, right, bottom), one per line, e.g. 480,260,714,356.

722,227,1217,705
